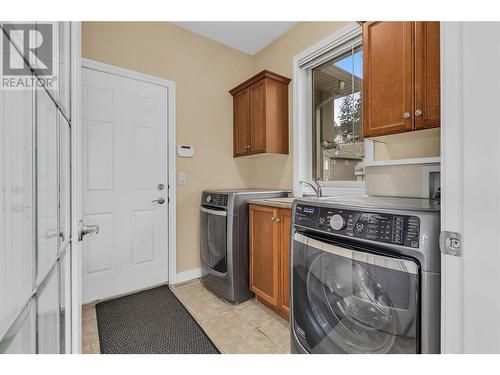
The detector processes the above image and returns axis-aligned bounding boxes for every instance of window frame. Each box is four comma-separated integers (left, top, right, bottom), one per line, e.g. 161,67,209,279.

292,22,373,196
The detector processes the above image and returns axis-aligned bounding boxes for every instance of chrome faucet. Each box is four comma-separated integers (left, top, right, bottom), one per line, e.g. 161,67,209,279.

299,180,323,198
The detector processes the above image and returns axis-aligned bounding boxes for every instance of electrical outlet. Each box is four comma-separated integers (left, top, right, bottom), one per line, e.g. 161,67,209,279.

178,172,187,185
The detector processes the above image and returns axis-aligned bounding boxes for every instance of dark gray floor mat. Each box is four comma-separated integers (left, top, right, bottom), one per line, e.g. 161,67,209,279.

95,285,220,354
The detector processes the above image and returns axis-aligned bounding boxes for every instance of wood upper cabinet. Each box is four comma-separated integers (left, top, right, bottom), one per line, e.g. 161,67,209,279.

363,21,414,136
230,70,291,157
249,204,291,320
414,21,441,130
363,21,440,137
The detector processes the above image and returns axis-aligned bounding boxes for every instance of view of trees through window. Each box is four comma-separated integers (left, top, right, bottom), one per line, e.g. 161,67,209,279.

336,92,362,142
312,46,363,181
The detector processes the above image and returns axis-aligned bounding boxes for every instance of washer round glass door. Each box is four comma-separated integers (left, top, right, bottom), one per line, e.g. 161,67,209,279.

292,233,420,354
200,206,227,273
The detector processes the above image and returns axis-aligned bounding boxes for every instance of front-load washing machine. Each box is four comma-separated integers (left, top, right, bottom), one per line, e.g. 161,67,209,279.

200,189,288,303
290,195,441,354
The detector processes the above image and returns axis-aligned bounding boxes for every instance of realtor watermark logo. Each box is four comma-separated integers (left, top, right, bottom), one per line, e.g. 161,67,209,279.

1,22,58,90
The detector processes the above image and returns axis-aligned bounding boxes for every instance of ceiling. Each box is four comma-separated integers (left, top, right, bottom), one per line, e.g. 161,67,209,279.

172,22,298,55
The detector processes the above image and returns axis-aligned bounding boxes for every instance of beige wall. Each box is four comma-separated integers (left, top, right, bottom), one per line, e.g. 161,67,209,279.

365,163,439,198
248,22,350,189
81,21,351,273
82,22,256,273
372,128,440,160
82,21,441,273
365,128,440,198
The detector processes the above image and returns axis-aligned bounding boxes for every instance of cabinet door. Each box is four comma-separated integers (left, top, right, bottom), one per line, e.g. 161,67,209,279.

249,205,279,306
278,209,291,318
363,21,414,137
414,22,440,130
233,89,250,156
249,80,266,153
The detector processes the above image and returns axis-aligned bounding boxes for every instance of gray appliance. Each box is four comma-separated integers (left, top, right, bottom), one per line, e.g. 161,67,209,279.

290,195,441,354
200,189,288,303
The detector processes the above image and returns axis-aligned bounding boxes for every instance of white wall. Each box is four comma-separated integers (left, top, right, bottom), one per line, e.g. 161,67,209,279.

441,21,500,353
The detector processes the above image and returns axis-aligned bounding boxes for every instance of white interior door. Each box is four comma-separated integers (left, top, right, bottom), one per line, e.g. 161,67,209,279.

82,67,168,304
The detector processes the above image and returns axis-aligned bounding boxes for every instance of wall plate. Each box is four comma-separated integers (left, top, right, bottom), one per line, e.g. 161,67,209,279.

177,145,194,157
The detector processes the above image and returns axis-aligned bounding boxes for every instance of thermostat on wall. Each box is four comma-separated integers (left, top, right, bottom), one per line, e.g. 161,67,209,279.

177,145,194,158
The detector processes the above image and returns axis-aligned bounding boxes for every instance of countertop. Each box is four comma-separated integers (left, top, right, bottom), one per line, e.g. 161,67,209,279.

248,197,295,210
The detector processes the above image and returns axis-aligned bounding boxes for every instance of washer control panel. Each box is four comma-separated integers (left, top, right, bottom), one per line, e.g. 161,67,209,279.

295,204,420,248
202,193,228,207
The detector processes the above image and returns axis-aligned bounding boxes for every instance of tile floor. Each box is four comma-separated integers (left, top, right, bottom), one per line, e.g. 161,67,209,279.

82,303,100,354
81,279,290,354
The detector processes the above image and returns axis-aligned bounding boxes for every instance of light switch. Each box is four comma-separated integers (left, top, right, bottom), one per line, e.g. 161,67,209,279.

178,172,187,185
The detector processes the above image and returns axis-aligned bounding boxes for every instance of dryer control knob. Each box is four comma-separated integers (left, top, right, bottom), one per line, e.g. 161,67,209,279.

206,195,212,203
330,214,345,231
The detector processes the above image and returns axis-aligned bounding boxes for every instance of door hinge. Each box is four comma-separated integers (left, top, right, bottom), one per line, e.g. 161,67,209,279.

440,231,462,257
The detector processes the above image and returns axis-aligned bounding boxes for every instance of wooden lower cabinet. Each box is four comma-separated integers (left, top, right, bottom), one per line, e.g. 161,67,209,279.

249,204,291,320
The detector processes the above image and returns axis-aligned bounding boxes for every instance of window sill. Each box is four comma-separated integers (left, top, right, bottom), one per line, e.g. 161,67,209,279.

298,181,366,198
363,157,440,167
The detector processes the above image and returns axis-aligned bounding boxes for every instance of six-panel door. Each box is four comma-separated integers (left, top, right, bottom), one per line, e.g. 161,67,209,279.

82,68,168,304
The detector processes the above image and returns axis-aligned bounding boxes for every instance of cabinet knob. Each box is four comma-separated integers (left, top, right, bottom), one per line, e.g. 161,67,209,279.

403,112,411,119
245,145,251,150
415,109,423,117
275,217,281,223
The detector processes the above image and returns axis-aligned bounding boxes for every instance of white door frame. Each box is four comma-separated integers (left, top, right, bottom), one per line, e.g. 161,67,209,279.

70,21,83,354
71,54,177,352
439,21,463,354
440,21,500,354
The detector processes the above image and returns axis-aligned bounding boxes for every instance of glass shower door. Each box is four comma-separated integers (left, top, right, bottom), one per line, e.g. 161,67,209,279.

0,22,73,354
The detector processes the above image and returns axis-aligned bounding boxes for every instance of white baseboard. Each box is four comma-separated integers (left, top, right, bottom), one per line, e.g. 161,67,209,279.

174,268,202,284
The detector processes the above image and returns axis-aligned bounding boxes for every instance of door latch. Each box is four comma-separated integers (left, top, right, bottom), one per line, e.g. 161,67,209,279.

440,231,462,257
78,220,100,242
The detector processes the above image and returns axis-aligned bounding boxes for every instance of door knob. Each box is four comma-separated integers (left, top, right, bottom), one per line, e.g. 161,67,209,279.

78,220,100,241
403,112,411,119
152,197,165,204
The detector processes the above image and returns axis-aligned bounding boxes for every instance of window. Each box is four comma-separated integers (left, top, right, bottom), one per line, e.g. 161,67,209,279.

312,45,363,181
